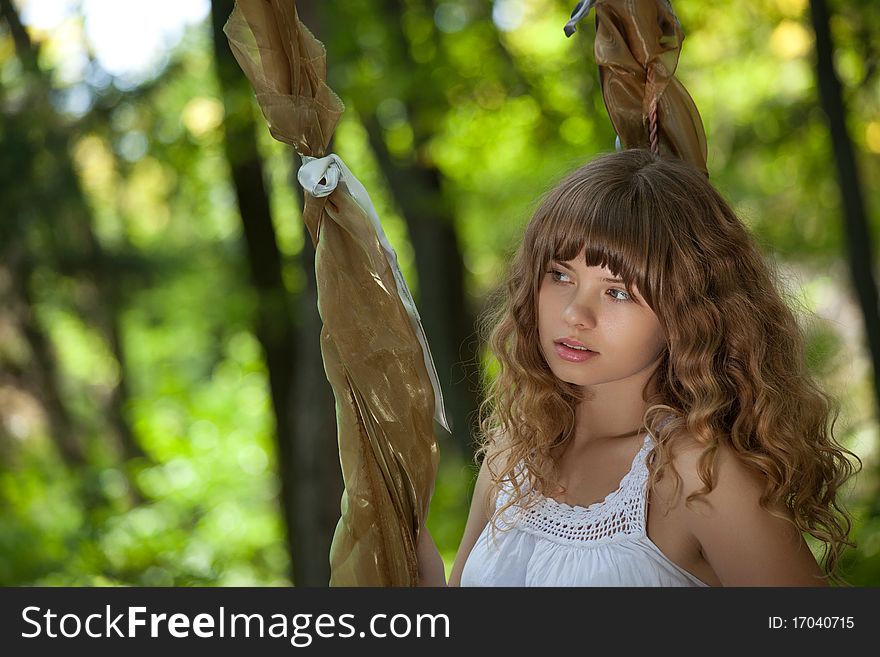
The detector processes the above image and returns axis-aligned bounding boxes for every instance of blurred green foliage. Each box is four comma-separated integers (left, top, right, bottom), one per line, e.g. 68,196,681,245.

0,0,878,585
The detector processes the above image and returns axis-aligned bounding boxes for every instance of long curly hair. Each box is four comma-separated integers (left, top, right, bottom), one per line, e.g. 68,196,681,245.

476,148,859,584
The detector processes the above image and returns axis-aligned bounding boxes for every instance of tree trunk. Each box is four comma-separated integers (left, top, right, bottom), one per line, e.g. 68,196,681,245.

1,0,144,470
289,1,355,587
808,0,880,424
2,250,86,466
292,201,345,587
211,0,342,586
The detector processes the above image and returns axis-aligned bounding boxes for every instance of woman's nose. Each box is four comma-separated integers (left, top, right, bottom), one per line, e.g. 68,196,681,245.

563,293,598,329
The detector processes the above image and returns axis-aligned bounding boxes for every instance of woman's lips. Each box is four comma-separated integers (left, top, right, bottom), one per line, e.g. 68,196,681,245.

554,342,599,362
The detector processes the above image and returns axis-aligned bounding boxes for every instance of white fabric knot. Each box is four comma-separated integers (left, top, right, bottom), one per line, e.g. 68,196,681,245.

297,154,344,198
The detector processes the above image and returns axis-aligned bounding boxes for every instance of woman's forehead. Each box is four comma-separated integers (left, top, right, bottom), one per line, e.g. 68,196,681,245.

552,251,611,269
551,247,620,273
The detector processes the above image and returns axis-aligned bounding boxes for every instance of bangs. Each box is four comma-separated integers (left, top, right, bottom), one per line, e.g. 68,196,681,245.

530,169,666,308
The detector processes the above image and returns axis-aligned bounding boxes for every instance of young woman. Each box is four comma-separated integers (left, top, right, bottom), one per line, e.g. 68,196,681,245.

416,148,858,587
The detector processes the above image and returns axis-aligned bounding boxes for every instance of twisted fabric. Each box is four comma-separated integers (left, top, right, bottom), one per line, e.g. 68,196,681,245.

297,153,450,436
224,0,445,586
566,0,708,174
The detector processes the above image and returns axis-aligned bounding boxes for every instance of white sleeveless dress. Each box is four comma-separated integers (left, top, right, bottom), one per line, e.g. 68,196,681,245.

460,434,710,587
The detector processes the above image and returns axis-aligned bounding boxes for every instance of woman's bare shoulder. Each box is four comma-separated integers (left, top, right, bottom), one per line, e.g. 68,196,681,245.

653,438,825,586
651,437,779,518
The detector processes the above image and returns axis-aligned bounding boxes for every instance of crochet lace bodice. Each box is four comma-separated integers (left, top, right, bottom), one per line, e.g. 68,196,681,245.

460,434,709,587
495,437,649,545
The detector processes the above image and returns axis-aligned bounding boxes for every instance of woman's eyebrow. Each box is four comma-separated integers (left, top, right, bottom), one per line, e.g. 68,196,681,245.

602,277,625,284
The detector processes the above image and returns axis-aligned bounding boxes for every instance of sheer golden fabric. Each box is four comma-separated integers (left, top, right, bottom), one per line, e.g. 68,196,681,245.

592,0,708,174
224,0,441,586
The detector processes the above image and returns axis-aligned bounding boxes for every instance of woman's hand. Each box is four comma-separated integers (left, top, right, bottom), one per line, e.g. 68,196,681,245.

416,525,447,586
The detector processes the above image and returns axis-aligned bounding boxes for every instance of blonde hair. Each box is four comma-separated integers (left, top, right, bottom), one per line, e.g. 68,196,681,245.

476,149,859,584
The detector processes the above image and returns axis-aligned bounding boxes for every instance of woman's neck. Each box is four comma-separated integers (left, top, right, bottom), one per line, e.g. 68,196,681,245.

570,358,662,447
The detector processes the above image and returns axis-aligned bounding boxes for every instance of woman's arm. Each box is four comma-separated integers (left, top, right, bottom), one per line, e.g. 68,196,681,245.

416,525,447,586
446,457,495,587
417,457,496,587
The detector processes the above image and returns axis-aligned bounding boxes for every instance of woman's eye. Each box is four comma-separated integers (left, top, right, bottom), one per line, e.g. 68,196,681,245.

548,269,572,283
545,269,632,300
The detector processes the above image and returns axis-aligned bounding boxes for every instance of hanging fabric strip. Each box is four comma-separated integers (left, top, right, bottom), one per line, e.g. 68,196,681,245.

224,0,443,586
298,153,451,434
564,0,708,174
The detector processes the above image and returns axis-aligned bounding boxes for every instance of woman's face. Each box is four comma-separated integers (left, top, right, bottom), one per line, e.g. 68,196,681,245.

537,248,667,389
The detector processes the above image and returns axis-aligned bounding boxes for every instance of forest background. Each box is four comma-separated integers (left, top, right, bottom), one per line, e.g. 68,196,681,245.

1,0,878,586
